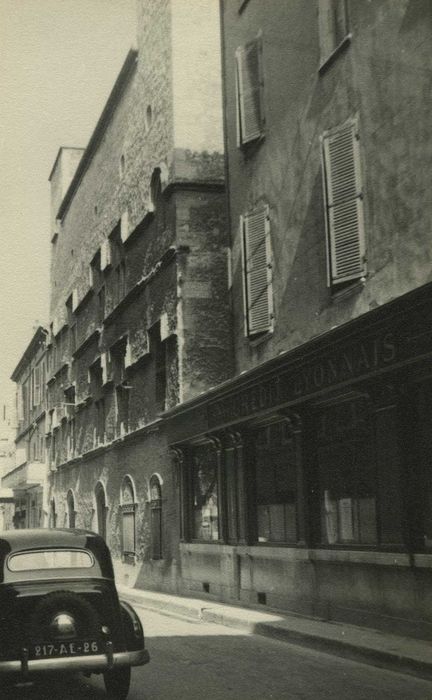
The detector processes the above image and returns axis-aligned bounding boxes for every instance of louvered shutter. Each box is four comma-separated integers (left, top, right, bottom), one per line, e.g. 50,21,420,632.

322,119,366,285
34,366,40,406
236,38,263,145
243,207,273,335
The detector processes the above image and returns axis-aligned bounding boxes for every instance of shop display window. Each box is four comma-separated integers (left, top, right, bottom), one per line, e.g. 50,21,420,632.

254,420,298,544
317,396,377,545
192,444,219,541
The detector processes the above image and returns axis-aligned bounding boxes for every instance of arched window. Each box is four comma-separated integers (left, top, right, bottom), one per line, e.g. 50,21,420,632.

66,490,76,529
50,499,57,529
95,482,108,541
120,476,136,559
150,475,162,560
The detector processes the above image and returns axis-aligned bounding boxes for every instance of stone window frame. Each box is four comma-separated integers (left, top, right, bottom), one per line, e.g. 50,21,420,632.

120,474,137,561
149,474,163,560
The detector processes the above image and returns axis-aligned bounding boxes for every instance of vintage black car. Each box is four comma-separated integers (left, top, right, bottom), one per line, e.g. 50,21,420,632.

0,528,149,698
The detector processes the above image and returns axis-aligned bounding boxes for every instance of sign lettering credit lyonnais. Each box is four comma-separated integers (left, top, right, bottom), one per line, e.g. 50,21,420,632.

207,332,397,427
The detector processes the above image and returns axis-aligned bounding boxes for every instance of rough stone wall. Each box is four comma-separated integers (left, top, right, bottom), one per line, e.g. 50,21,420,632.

50,423,180,589
46,0,232,592
221,0,432,372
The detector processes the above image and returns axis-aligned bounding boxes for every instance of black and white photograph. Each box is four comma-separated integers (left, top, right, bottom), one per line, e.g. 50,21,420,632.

0,1,432,698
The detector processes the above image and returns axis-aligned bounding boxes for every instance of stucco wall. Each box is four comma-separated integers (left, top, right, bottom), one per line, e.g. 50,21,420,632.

222,0,432,373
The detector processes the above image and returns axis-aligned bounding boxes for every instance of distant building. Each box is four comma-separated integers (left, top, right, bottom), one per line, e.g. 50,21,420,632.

46,0,232,587
0,399,15,529
2,327,48,529
163,0,432,638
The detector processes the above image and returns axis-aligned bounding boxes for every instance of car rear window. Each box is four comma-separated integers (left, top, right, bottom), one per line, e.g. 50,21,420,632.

8,549,94,571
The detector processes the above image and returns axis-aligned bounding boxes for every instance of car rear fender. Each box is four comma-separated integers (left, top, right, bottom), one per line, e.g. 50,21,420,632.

119,599,145,651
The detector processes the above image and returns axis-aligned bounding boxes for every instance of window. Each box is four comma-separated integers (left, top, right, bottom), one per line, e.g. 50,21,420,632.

49,498,57,528
235,36,264,146
89,358,103,395
33,365,41,407
121,476,136,557
318,0,350,67
90,250,102,289
254,420,298,544
115,260,127,305
66,490,76,529
98,286,106,324
241,206,273,336
150,475,162,560
95,482,107,541
50,430,58,470
191,443,219,541
116,386,130,436
67,417,76,458
321,118,366,289
95,398,105,445
316,396,377,545
8,550,93,571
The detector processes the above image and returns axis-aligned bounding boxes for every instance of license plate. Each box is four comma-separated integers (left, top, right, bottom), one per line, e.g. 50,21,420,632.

31,640,100,658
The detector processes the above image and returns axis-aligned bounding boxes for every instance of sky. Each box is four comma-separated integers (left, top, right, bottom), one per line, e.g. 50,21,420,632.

0,0,136,406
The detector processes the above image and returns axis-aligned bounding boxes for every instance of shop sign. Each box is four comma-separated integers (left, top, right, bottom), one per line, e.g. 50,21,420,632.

208,332,397,427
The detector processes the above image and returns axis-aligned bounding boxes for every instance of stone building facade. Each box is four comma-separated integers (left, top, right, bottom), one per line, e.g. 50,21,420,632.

46,0,232,588
164,0,432,640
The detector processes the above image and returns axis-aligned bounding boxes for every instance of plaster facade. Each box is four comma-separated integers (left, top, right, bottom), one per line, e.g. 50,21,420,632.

164,0,432,641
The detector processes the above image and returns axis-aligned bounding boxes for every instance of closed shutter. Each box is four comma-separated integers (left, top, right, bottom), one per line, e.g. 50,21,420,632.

322,118,366,285
235,37,264,145
122,507,135,554
242,207,273,335
34,366,40,406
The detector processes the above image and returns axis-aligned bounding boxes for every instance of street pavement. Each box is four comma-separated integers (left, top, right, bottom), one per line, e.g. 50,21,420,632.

6,601,432,699
117,584,432,681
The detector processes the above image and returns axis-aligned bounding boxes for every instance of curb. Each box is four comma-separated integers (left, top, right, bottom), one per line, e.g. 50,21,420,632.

118,586,432,681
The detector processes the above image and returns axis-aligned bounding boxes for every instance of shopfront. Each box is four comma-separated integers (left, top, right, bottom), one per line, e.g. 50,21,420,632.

167,283,432,639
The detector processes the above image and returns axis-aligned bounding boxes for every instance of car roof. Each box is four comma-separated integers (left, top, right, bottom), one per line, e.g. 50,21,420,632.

0,528,101,552
0,528,115,582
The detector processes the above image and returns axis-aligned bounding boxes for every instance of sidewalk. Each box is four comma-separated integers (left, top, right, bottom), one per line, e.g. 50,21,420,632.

117,585,432,679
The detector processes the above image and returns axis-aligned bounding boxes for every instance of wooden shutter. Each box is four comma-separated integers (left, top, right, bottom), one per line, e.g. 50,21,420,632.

34,366,40,406
322,118,366,285
122,507,135,554
243,207,273,335
235,37,263,145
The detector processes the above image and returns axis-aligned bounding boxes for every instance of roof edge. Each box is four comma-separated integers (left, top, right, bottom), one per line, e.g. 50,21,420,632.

11,327,48,382
48,147,86,183
57,48,138,221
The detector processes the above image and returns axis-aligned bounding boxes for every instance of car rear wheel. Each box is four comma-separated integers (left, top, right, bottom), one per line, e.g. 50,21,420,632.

104,666,131,700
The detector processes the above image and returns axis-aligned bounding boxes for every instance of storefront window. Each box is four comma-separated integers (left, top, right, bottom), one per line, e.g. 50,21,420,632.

255,420,298,544
316,396,377,545
192,444,219,541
